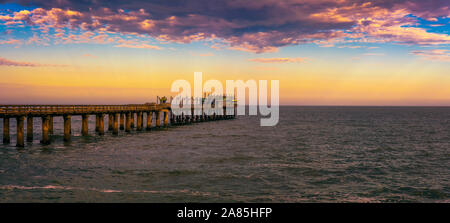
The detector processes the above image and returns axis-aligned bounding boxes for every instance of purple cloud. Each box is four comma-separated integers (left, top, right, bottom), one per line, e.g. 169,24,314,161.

0,0,449,53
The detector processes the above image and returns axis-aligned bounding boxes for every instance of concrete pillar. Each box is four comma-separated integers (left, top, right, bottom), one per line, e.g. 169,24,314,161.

156,111,161,128
82,114,89,136
137,112,143,131
223,106,227,120
63,115,71,142
202,104,205,121
108,114,114,131
130,113,135,128
98,114,104,135
16,116,25,147
26,116,33,142
125,112,131,132
140,112,144,129
113,113,119,135
3,117,10,144
120,113,125,130
164,111,169,126
49,116,54,135
146,112,152,130
95,114,100,132
41,116,50,144
170,114,175,125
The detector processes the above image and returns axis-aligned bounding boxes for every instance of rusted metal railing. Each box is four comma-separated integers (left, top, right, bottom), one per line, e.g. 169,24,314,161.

0,103,170,117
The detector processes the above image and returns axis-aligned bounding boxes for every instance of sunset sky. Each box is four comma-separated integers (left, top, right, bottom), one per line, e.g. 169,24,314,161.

0,0,449,105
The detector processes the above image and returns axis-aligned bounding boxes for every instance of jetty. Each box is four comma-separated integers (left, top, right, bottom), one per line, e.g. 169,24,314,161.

0,102,235,147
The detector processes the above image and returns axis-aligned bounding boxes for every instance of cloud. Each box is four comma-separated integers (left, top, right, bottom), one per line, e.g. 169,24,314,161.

363,53,385,56
114,43,162,50
0,57,66,67
0,0,449,53
190,52,214,57
249,57,308,63
338,45,363,49
82,54,97,58
0,39,22,45
411,49,450,62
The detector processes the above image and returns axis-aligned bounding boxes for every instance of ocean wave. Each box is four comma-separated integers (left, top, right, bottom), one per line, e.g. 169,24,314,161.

0,185,215,196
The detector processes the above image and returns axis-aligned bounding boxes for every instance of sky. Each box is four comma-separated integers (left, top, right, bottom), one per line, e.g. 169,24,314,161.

0,0,449,105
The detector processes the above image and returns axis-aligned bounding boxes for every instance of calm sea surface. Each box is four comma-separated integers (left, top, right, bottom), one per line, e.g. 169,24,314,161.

0,107,449,202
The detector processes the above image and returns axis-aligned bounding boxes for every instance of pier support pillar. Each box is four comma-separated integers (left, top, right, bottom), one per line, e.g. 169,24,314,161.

82,114,89,136
108,114,114,131
201,105,205,121
223,106,227,120
131,113,135,128
3,118,10,144
120,113,125,130
49,116,54,135
16,116,25,147
137,112,143,131
156,111,161,128
41,116,50,145
63,115,71,142
26,116,33,142
146,112,152,130
170,114,175,125
98,114,105,135
164,111,169,127
125,113,131,132
113,113,119,135
95,115,100,132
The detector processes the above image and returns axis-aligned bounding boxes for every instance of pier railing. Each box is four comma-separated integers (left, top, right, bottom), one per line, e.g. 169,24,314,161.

0,103,171,117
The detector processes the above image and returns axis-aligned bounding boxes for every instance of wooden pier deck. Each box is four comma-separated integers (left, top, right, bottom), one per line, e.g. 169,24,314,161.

0,103,234,147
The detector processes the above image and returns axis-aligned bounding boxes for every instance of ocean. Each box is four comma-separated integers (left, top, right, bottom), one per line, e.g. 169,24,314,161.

0,106,449,202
